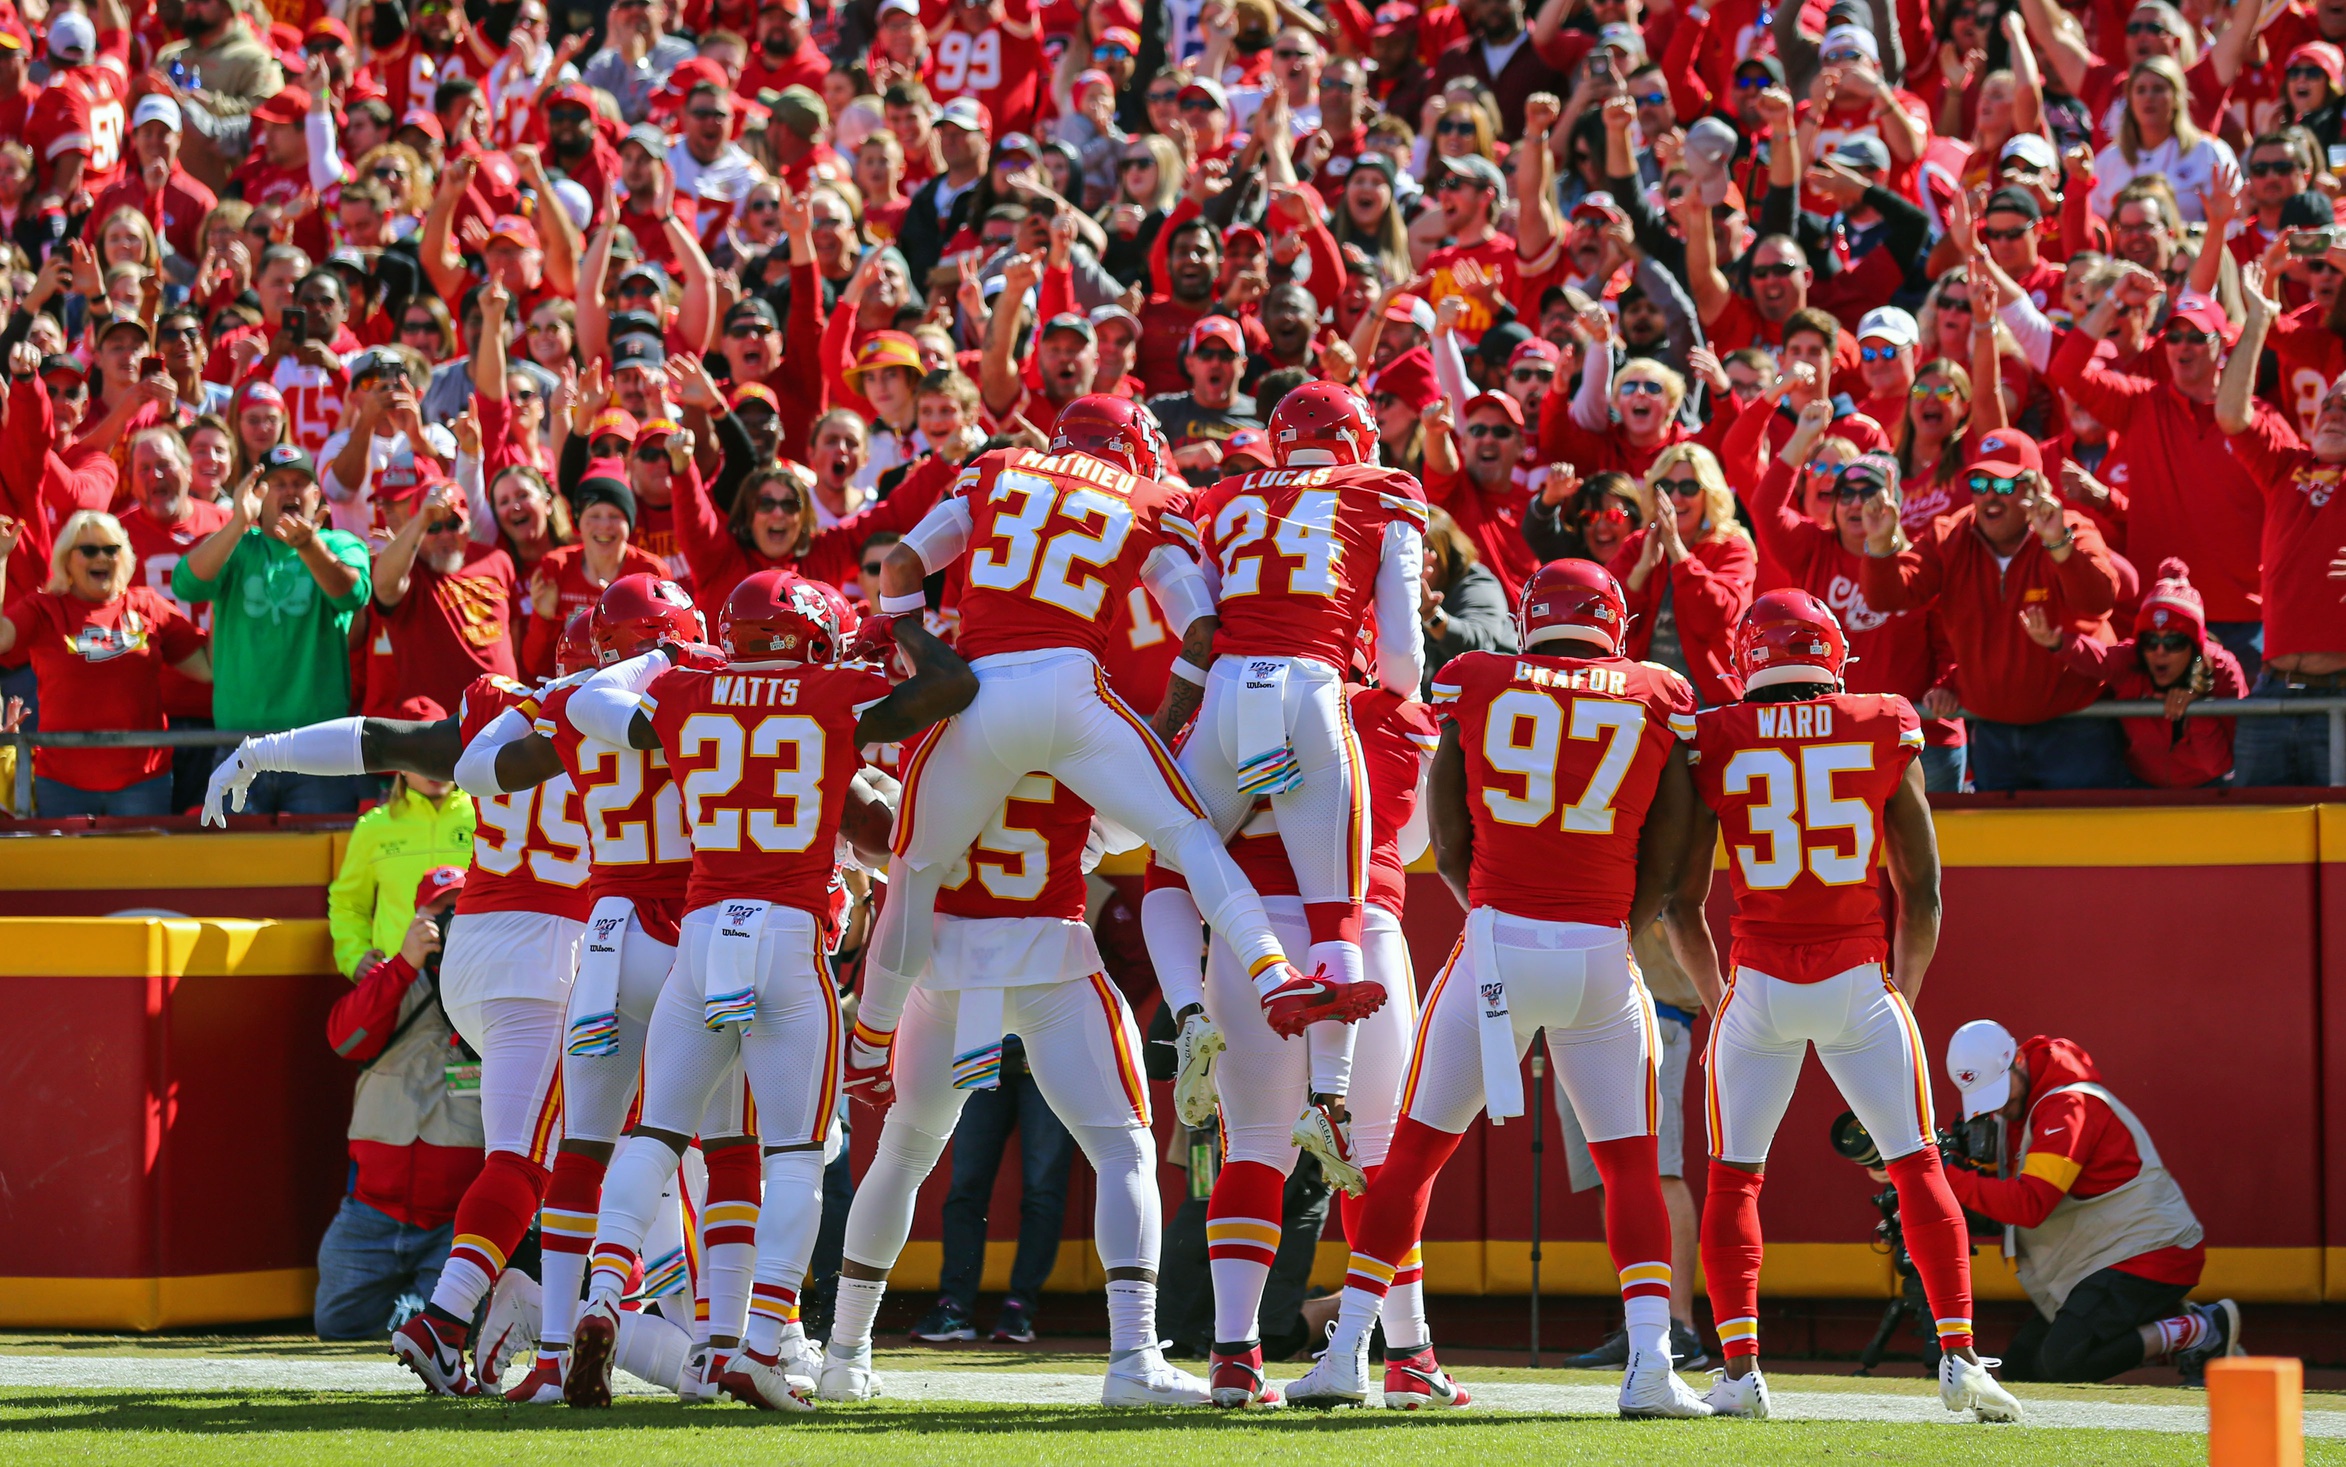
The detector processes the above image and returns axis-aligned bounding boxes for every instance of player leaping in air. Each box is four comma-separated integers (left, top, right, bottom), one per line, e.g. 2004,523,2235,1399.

1663,589,2023,1423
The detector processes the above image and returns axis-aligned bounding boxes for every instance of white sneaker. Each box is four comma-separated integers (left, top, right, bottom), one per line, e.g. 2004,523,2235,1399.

1940,1352,2025,1422
1619,1346,1714,1418
475,1269,540,1390
777,1323,824,1382
1101,1345,1213,1406
1290,1101,1367,1198
818,1339,883,1402
675,1344,729,1403
1703,1366,1771,1419
1284,1327,1372,1407
1172,1009,1225,1128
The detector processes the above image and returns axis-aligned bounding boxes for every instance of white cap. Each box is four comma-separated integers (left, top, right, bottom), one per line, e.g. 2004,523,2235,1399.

553,177,592,230
1818,22,1878,63
1857,305,1918,348
2000,132,2059,172
132,93,182,132
1946,1020,2020,1119
877,0,920,14
48,10,95,61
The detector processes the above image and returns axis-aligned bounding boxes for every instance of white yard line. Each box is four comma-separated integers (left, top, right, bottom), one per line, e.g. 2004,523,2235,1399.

0,1355,2336,1437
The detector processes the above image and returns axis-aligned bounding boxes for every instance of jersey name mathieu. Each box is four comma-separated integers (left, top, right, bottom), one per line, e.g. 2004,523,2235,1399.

1691,691,1923,981
537,679,694,944
1432,650,1696,926
639,661,895,916
458,674,593,920
1194,463,1426,668
950,447,1200,662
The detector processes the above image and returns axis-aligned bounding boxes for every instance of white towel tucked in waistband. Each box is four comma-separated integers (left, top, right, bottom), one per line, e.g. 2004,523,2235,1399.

1468,907,1525,1122
951,986,1007,1090
704,899,769,1029
567,896,633,1055
1234,657,1304,797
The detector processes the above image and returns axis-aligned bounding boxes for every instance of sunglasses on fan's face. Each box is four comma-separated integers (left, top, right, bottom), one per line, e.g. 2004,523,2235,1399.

1655,476,1705,499
1832,474,1887,501
2139,632,2195,652
1980,224,2032,241
1966,471,2025,494
1912,380,1963,401
1435,117,1480,137
756,494,803,515
1616,378,1667,397
72,542,122,558
1511,366,1554,383
861,560,887,576
2125,19,2174,36
1464,421,1516,438
1860,344,1902,362
1748,262,1800,281
2250,157,2306,176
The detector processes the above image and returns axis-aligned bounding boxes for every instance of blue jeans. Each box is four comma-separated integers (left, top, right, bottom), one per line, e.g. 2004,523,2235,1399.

1,660,37,730
936,1051,1075,1313
2232,672,2338,786
2207,620,2265,684
1918,742,1966,793
237,767,371,816
33,772,174,817
314,1195,453,1340
1966,716,2129,791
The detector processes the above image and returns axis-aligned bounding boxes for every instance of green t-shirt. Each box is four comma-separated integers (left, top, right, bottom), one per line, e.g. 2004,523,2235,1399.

172,526,372,731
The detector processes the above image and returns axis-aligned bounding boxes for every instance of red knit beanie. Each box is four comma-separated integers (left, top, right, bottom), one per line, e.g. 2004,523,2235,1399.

2135,557,2206,644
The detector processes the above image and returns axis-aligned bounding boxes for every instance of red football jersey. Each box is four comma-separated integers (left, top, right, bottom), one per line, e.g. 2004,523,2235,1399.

923,22,1047,136
1432,650,1696,925
455,674,595,920
536,679,694,943
935,770,1093,921
642,661,895,916
26,61,127,197
1689,692,1925,982
1195,462,1426,672
1353,686,1442,918
950,447,1201,662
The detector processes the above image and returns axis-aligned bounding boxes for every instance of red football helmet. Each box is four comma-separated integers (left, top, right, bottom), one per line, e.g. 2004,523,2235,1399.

1050,394,1167,480
1517,559,1629,656
720,569,842,664
1268,381,1376,466
1734,589,1850,691
593,573,702,665
555,608,597,676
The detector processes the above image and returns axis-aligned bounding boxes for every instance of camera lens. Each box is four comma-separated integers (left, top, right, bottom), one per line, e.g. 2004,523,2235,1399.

1829,1110,1884,1169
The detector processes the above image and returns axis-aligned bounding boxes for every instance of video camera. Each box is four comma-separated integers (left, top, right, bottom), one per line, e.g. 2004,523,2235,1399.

1830,1110,1999,1173
1827,1110,2000,1373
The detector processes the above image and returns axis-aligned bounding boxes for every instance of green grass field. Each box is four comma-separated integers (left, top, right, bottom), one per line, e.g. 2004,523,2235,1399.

2,1340,2341,1466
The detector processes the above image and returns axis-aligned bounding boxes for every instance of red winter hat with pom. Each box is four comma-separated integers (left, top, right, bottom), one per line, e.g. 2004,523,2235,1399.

2135,557,2206,645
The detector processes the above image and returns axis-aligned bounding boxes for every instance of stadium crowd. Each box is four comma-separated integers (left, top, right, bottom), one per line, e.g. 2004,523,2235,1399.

4,0,2346,817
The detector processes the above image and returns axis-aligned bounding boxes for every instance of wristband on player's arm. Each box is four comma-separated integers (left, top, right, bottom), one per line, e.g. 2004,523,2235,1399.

879,590,927,616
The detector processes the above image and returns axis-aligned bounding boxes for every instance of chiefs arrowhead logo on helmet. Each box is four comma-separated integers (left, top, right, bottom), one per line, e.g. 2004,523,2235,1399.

555,608,598,676
593,573,704,665
720,569,842,664
1049,394,1169,480
1268,381,1377,467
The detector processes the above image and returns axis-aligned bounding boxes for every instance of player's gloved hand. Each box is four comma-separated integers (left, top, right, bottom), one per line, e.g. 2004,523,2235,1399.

661,640,729,671
844,611,904,665
844,1020,896,1114
202,738,267,827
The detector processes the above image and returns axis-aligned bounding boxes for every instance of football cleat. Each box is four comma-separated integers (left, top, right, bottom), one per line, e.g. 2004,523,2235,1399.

564,1298,621,1408
1285,1325,1371,1408
845,1024,897,1113
1260,966,1385,1039
777,1322,825,1380
501,1351,567,1405
389,1313,480,1398
719,1347,817,1411
475,1268,540,1389
1290,1100,1367,1197
817,1339,883,1402
1208,1343,1285,1409
1171,1007,1225,1128
1703,1366,1771,1418
1383,1346,1470,1410
1619,1346,1714,1418
1101,1345,1212,1407
1939,1352,2025,1422
676,1344,729,1404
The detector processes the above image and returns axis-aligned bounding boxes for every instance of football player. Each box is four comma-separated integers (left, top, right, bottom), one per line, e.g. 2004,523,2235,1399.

1290,560,1711,1417
1665,590,2023,1422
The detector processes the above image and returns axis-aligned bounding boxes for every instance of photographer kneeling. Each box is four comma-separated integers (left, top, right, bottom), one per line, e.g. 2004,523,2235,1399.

1942,1021,2239,1383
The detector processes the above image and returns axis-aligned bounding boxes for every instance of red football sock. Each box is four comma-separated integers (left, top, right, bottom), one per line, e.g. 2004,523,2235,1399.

1345,1118,1462,1295
536,1149,607,1346
1886,1146,1975,1352
1207,1159,1287,1345
1703,1162,1766,1359
1586,1135,1673,1287
1304,901,1365,949
428,1149,551,1320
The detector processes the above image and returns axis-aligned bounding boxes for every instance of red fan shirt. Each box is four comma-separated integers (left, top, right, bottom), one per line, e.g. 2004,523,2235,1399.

1430,649,1695,925
1689,692,1922,982
923,21,1047,137
455,674,595,919
1195,462,1425,672
26,59,128,198
642,660,895,915
2,586,201,790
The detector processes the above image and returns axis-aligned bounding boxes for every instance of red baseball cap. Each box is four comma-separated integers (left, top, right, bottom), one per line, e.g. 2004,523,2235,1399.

399,108,445,142
414,865,467,906
1968,427,2042,479
1372,1,1418,33
251,86,311,127
306,17,353,46
2166,290,2239,347
1186,315,1245,355
1223,427,1273,468
1507,337,1562,371
488,214,541,251
1465,389,1524,428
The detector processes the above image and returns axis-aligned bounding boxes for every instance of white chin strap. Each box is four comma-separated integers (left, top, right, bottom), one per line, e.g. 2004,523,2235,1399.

1743,666,1840,690
1285,448,1339,466
1524,626,1614,654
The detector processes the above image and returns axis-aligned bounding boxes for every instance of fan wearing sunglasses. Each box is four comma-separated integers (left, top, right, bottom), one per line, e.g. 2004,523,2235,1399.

1545,321,1694,482
372,478,521,711
1860,427,2130,791
1605,444,1755,708
2020,557,2246,786
1747,399,1969,789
